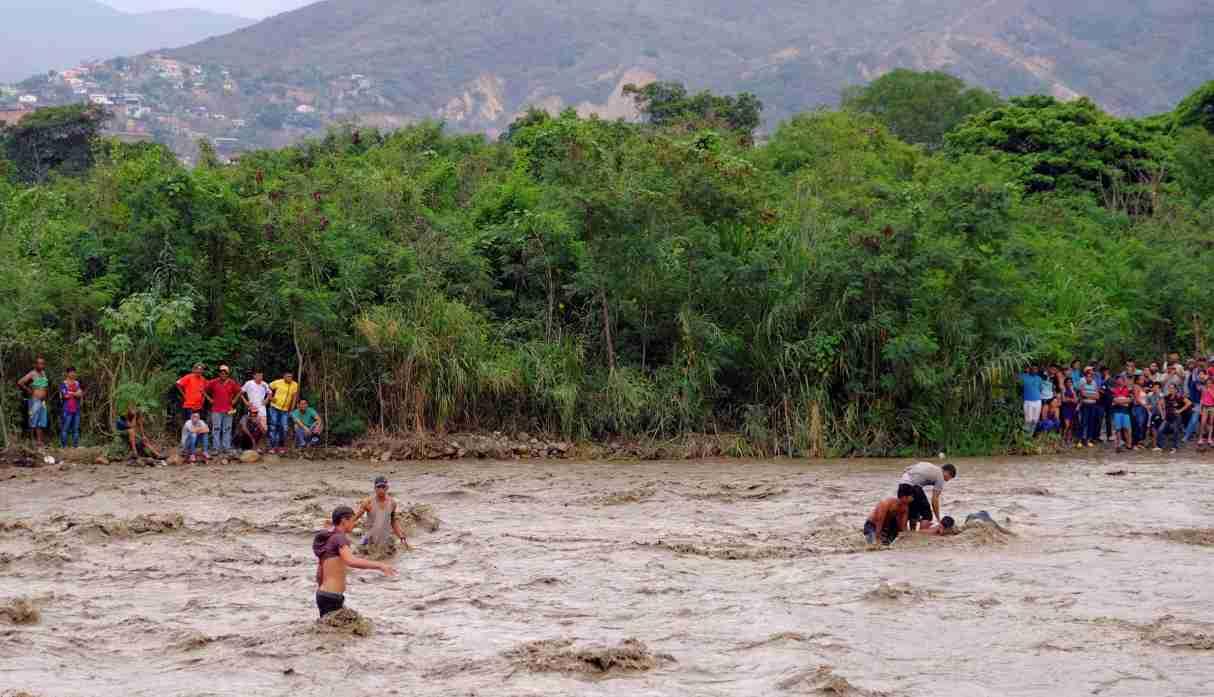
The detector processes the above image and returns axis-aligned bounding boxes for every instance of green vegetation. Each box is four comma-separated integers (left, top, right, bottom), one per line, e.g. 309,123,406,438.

3,73,1214,457
842,69,1002,149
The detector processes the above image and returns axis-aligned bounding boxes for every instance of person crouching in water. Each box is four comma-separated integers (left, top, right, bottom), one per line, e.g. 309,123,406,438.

864,483,915,547
313,506,397,617
351,476,411,553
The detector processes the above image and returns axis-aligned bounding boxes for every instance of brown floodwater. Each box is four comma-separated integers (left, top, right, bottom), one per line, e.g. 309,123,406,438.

2,454,1213,696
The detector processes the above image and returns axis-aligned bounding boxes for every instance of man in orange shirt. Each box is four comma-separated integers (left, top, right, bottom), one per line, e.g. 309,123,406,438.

175,363,209,425
863,483,915,546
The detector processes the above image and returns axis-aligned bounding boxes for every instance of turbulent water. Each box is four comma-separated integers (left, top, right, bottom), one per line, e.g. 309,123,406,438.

2,455,1213,696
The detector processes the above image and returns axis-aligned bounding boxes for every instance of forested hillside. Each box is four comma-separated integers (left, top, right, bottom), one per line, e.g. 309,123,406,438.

3,73,1214,456
166,0,1214,133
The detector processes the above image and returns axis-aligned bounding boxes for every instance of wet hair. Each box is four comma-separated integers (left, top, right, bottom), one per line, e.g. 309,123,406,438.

896,483,915,499
941,516,955,529
331,505,354,525
942,463,957,478
66,366,76,373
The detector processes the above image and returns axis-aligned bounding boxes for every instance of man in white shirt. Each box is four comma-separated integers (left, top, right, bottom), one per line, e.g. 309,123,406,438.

240,370,271,432
898,462,957,529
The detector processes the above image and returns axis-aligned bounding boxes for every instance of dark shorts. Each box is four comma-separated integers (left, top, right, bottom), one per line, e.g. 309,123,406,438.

906,485,933,523
863,518,900,546
316,590,344,617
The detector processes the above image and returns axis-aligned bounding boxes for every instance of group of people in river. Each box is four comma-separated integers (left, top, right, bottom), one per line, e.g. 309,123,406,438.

863,461,963,546
15,357,324,462
1019,356,1214,452
314,475,408,617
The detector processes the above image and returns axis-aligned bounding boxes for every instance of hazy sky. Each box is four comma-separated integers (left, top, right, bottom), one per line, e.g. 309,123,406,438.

100,0,313,19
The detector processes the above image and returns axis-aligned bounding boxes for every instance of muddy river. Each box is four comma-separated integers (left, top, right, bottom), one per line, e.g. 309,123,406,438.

1,455,1212,696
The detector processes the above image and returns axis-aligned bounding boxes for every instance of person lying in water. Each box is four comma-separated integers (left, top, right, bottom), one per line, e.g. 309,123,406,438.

863,483,915,546
313,505,397,618
911,516,958,536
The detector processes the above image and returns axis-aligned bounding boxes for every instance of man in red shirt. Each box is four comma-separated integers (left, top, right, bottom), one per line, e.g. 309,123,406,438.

205,364,242,454
175,363,209,426
1110,374,1134,453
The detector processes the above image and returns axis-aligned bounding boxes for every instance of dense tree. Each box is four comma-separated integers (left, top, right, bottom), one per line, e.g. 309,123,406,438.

945,96,1168,209
1,104,110,183
841,69,1002,149
624,81,763,140
1,81,1213,457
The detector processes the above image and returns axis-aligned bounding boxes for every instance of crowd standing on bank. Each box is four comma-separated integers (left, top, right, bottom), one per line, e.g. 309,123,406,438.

1019,355,1214,452
14,357,324,461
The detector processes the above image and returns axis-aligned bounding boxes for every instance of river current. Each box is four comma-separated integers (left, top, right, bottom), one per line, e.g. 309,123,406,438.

1,454,1212,696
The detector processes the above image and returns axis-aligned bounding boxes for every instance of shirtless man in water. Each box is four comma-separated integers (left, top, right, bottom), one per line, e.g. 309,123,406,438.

350,476,411,550
313,506,397,617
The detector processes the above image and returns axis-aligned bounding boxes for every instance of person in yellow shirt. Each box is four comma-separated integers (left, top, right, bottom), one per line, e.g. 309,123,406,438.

267,371,300,454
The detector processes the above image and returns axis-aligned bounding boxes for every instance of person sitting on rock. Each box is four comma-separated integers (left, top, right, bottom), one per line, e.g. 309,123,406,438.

313,506,397,618
180,412,211,463
291,398,323,448
350,476,411,552
116,406,163,460
235,411,266,452
863,483,914,547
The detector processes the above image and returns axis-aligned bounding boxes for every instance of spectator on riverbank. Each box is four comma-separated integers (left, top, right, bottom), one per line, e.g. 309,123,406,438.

236,410,266,451
176,364,208,425
267,371,299,454
58,367,83,448
1156,383,1191,453
292,398,323,448
1077,367,1101,448
1061,378,1078,446
17,356,50,447
181,412,210,463
205,365,241,455
1019,366,1042,435
116,406,162,459
241,371,271,432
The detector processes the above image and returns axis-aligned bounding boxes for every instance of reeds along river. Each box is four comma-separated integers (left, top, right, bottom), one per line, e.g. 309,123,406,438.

1,455,1213,696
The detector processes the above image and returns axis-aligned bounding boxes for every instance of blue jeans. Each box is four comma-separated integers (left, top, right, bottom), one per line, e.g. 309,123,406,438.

295,425,320,448
1132,405,1149,445
1185,408,1201,441
182,431,209,455
268,407,290,448
1082,404,1103,443
209,412,233,452
60,410,80,447
1158,417,1183,449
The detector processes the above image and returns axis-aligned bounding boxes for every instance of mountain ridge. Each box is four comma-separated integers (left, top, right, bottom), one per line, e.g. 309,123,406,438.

162,0,1214,135
1,0,252,81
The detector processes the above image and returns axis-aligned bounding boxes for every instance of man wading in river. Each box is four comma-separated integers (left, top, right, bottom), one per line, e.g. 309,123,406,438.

313,506,397,617
898,462,957,530
350,476,411,553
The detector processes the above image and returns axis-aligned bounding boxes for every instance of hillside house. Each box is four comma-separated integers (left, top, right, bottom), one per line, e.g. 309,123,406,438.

18,95,37,104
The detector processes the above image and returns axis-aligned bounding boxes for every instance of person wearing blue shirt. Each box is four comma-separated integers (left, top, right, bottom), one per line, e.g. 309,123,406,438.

1020,366,1043,435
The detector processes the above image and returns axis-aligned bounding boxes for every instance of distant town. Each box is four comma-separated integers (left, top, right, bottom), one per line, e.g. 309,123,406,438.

0,55,388,165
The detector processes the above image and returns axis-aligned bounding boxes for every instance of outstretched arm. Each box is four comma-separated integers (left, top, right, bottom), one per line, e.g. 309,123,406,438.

338,545,397,576
931,490,941,521
349,499,370,528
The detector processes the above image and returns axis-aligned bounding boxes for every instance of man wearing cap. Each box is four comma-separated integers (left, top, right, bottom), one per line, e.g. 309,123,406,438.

205,365,242,454
350,476,410,551
176,363,209,426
